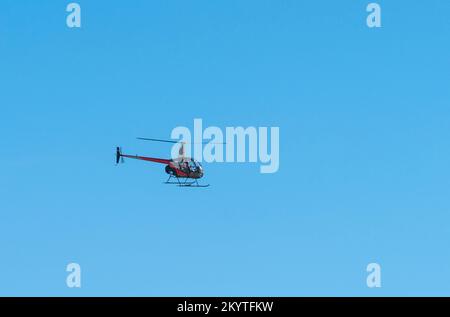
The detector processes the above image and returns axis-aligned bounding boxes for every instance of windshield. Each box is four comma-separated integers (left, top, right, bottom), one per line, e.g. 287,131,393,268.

190,159,202,170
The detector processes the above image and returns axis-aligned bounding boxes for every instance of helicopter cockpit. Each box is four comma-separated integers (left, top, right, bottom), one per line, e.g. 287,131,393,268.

180,158,203,175
188,159,202,173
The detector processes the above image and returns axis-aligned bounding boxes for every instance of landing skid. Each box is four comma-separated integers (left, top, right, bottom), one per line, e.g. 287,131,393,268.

164,175,209,188
177,183,210,188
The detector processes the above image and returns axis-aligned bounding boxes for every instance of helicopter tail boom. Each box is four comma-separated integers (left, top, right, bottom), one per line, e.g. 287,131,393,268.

116,146,171,165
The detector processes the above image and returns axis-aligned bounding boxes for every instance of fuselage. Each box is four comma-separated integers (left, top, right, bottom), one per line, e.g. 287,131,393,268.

117,147,204,180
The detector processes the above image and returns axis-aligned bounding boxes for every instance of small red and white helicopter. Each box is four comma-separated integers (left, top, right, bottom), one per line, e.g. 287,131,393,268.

116,138,210,187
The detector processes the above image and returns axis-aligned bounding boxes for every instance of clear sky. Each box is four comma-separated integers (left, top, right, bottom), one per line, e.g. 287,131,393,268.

1,0,450,296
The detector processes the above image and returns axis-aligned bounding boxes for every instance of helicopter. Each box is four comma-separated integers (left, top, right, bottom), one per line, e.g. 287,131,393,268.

116,138,210,187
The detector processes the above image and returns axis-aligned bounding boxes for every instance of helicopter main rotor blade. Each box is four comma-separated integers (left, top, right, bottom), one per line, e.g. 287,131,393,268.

136,137,178,143
137,137,225,144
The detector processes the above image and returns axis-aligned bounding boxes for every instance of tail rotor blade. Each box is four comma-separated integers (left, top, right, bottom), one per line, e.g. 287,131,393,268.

116,147,122,164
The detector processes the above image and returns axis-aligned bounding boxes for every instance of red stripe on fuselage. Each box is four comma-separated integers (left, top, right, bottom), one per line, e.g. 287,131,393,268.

121,154,171,165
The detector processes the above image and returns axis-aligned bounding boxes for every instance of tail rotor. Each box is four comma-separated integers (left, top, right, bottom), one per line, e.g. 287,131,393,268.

116,147,124,164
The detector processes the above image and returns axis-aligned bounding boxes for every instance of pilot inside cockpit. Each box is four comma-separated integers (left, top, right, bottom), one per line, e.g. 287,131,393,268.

189,159,197,172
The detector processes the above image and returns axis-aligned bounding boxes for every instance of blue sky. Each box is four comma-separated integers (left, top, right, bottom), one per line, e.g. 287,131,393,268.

1,0,450,296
